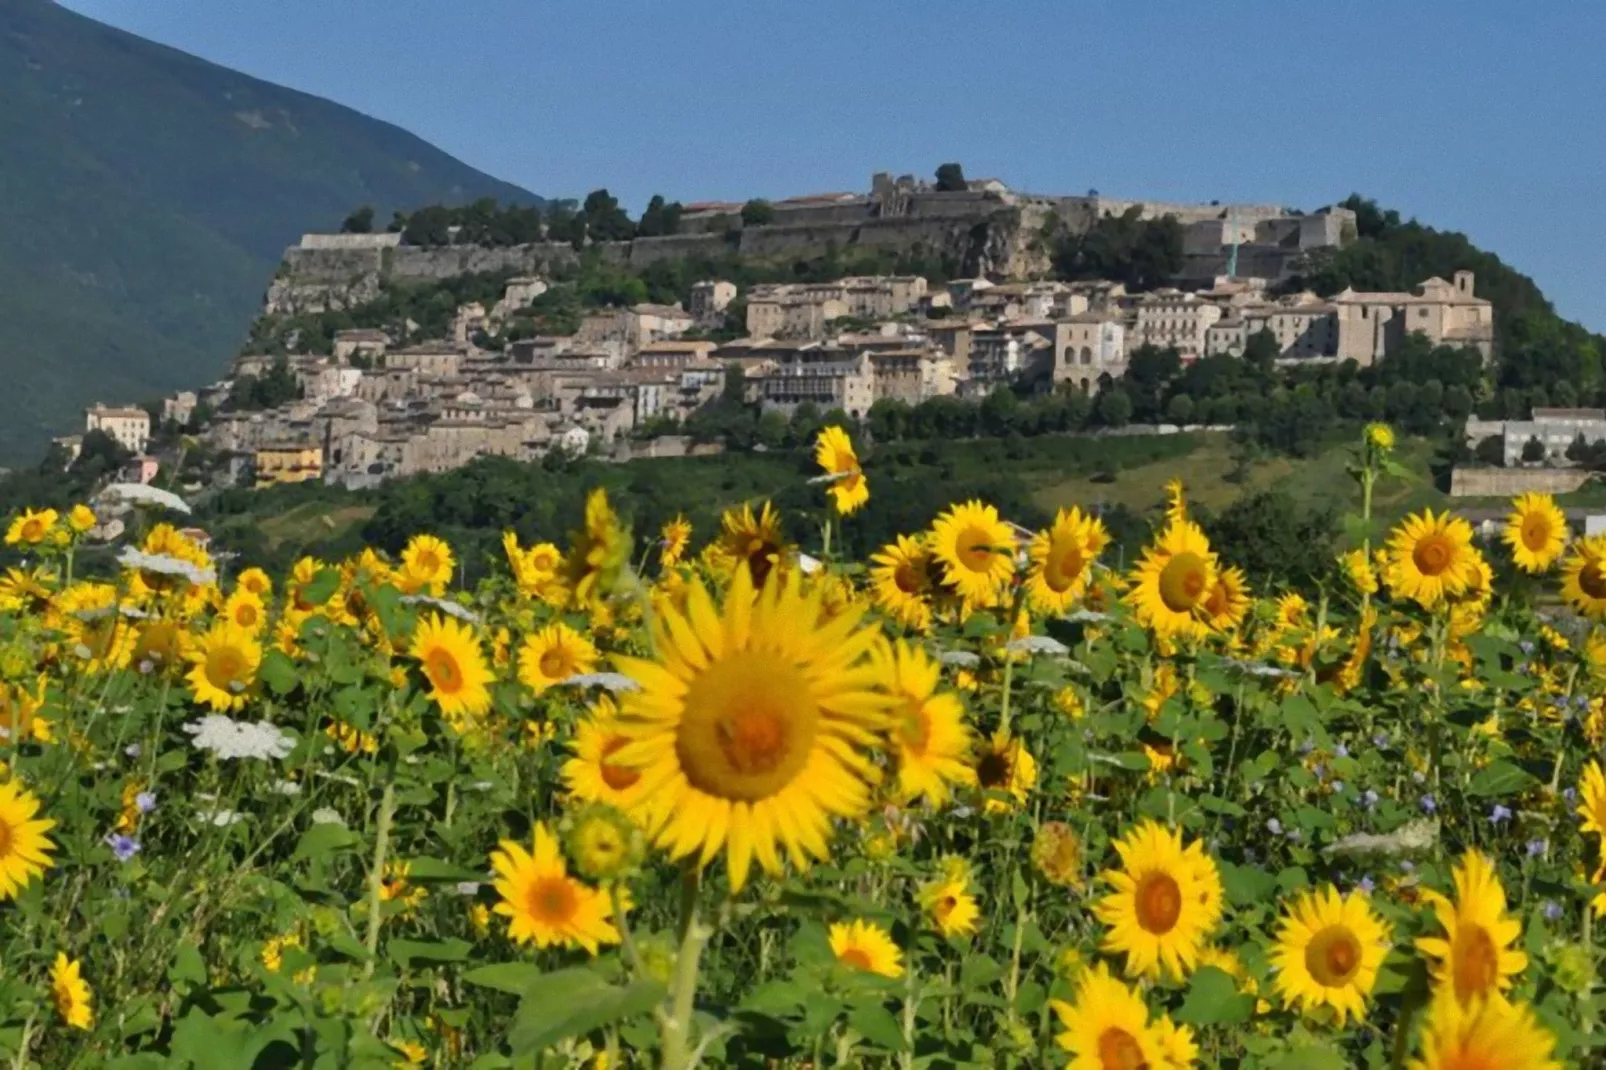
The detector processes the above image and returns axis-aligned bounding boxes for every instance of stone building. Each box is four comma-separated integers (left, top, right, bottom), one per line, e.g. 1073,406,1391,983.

332,329,390,364
633,340,717,368
965,323,1055,393
1465,409,1606,467
85,404,151,454
254,444,323,487
162,391,197,426
869,349,957,404
1333,272,1494,364
1131,291,1223,362
755,352,876,417
689,280,737,324
1055,312,1127,392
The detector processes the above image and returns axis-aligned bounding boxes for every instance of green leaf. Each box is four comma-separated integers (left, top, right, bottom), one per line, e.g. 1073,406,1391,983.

1267,1047,1350,1070
509,970,667,1054
1198,794,1246,817
405,857,487,882
300,567,342,607
462,962,544,995
292,823,358,862
1174,966,1252,1027
960,954,1004,988
258,650,299,697
388,938,472,968
1219,862,1276,908
167,942,206,989
1468,760,1539,797
847,1002,905,1051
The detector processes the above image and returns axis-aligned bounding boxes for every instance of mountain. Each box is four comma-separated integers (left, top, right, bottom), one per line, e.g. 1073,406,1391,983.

0,0,540,462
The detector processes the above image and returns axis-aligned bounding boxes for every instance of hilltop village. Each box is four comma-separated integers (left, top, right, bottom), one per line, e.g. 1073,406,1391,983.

61,172,1495,491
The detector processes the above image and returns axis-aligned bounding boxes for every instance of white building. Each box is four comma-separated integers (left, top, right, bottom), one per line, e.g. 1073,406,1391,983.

85,404,151,454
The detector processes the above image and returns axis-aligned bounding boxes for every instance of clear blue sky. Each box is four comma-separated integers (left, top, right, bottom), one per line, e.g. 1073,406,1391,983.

59,0,1606,330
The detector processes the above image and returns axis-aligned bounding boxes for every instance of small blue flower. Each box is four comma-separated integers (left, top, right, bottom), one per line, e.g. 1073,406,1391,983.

1420,795,1438,814
1362,789,1380,809
135,792,156,814
1331,780,1345,795
1489,804,1512,825
1357,876,1376,894
1526,839,1547,857
1519,640,1535,655
1565,788,1578,805
1399,860,1416,874
1578,695,1592,710
1544,900,1564,921
104,833,140,862
1266,818,1283,836
1335,744,1350,759
1372,732,1389,748
1299,740,1316,755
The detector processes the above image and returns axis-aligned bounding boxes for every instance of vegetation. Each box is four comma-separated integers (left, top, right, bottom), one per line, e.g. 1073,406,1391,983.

1050,207,1185,290
0,0,540,462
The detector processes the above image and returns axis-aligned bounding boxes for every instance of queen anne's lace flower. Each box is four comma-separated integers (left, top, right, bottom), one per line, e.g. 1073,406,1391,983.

117,548,215,585
1005,635,1070,656
182,715,294,761
99,483,192,514
558,672,641,693
399,595,481,623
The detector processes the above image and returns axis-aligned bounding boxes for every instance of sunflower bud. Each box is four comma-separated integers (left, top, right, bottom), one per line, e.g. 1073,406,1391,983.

562,803,642,884
1031,821,1083,888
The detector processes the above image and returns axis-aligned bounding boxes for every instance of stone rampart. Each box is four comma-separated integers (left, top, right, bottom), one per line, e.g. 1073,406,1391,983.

1449,466,1595,498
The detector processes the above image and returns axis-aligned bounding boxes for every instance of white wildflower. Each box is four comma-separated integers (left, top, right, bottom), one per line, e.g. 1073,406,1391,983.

198,808,245,827
99,483,192,514
1062,609,1112,623
561,672,641,693
269,779,302,796
938,649,981,668
400,595,481,623
117,548,215,585
796,552,823,575
311,808,346,826
1004,635,1069,657
182,715,295,761
454,881,481,896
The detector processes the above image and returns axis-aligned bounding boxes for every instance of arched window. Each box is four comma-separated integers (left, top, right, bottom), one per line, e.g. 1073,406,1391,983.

1080,346,1093,365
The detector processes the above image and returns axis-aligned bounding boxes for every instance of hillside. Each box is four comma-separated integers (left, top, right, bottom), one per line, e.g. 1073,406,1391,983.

0,0,540,461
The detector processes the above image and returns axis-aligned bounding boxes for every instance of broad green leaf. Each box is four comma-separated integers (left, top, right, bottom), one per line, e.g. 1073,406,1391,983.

388,938,473,967
1174,967,1252,1027
258,650,300,697
293,823,358,862
462,962,543,995
1468,760,1538,797
405,857,486,882
1218,862,1276,908
848,1002,905,1051
509,970,667,1054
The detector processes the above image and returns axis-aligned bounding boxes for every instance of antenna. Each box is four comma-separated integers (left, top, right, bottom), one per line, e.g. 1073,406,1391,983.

1226,206,1239,279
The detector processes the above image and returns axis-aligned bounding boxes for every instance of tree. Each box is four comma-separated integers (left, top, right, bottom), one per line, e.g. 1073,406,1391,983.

1521,436,1546,464
935,163,968,192
1204,489,1337,589
1474,436,1506,466
741,199,775,227
582,189,635,242
340,206,375,234
1052,207,1184,291
1243,327,1279,373
1095,388,1133,428
1165,394,1195,425
637,195,684,238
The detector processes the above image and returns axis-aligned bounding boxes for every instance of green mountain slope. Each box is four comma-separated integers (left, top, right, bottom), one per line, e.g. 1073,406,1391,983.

0,0,540,461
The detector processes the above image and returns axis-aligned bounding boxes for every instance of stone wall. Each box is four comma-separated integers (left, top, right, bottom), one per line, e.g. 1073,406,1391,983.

1449,466,1594,498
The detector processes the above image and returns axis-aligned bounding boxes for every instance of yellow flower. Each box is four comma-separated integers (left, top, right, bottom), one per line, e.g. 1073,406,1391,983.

565,804,640,883
1126,519,1217,642
1414,850,1527,1005
1339,549,1378,595
1579,761,1606,838
877,640,974,807
237,567,273,598
929,500,1016,610
1048,961,1185,1069
1385,510,1481,609
713,501,789,589
814,425,869,516
260,931,301,973
829,919,902,977
1031,821,1083,888
4,508,57,546
1201,565,1251,632
0,676,50,745
1503,492,1567,573
50,953,93,1031
398,533,454,595
611,565,888,891
1560,534,1606,620
919,876,980,938
563,488,629,608
410,614,492,719
186,623,261,712
1365,422,1396,452
868,534,936,632
659,515,692,569
1026,507,1109,614
326,720,377,755
1407,989,1559,1070
388,1039,428,1067
66,504,96,534
517,621,597,693
489,823,619,954
562,698,642,809
222,588,267,633
0,781,54,901
1094,821,1223,980
973,731,1036,814
1270,885,1391,1025
1163,478,1188,525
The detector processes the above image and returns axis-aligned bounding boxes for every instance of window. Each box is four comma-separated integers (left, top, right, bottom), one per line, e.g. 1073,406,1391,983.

1418,308,1429,319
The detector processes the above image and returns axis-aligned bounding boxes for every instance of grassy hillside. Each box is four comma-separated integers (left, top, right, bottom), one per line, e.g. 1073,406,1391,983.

0,0,540,460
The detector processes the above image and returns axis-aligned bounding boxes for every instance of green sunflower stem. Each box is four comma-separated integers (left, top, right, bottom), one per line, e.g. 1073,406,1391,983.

361,778,396,979
660,864,709,1070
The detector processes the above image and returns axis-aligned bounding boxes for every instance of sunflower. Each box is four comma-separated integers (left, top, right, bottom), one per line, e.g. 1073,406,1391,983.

563,698,643,808
829,919,902,977
1163,478,1188,525
1365,422,1396,452
0,566,56,613
1048,961,1176,1070
659,515,692,569
1095,821,1222,980
929,500,1016,609
0,676,49,744
1407,990,1560,1070
812,426,870,516
50,953,93,1031
564,488,630,608
489,823,619,954
1502,492,1566,573
1126,520,1217,642
398,534,454,596
1273,592,1308,632
0,781,55,899
1414,850,1527,1005
286,557,331,614
236,567,273,598
1271,885,1391,1025
610,564,888,891
186,623,261,712
1560,535,1606,620
1339,549,1378,596
126,524,214,609
868,534,936,632
517,622,598,694
973,730,1036,814
919,876,980,938
222,589,267,633
410,614,492,718
714,501,790,589
66,503,96,534
879,640,974,807
1333,605,1377,693
1578,761,1606,838
1202,565,1251,632
4,508,57,547
1385,510,1480,609
1026,507,1109,615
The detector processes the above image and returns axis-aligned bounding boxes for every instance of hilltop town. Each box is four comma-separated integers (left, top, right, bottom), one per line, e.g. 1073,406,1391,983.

60,169,1500,492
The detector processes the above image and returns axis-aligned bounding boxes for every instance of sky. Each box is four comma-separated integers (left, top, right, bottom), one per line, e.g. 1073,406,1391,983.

57,0,1606,330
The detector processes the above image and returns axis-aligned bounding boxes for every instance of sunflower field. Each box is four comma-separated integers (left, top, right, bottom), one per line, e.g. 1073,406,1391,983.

0,424,1600,1068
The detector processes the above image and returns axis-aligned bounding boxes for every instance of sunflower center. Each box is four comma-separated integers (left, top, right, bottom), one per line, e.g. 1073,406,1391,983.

1451,923,1500,1001
236,603,259,628
976,749,1013,790
425,648,465,694
532,551,556,571
1096,1026,1150,1070
20,520,43,542
539,648,572,679
1134,871,1183,934
1580,561,1606,600
526,876,578,924
1045,539,1085,593
1412,534,1454,577
205,646,247,690
839,948,873,971
414,550,441,575
1306,925,1363,987
898,700,932,756
676,650,816,802
893,562,923,595
599,736,641,791
0,816,13,857
954,526,996,573
1157,551,1209,612
1521,516,1552,552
